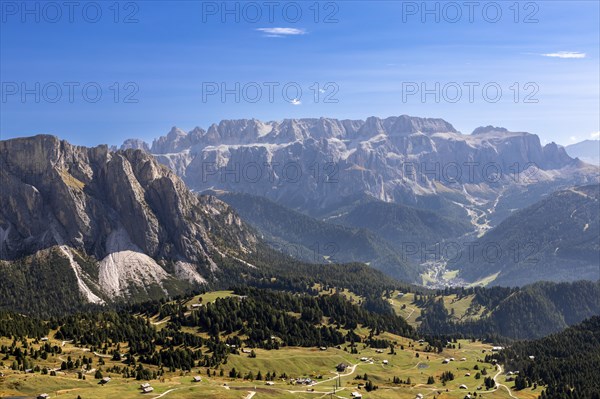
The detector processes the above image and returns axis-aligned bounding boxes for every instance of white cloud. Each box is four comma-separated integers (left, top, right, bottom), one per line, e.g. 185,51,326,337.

570,136,578,142
290,98,302,105
591,131,600,139
541,51,586,59
256,28,306,37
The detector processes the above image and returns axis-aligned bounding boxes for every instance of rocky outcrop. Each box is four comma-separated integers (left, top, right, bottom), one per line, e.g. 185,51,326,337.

0,135,258,300
126,116,598,220
121,138,150,152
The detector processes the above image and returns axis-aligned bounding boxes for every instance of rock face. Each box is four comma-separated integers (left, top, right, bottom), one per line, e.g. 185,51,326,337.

120,138,150,152
125,116,598,224
0,135,258,300
109,115,599,288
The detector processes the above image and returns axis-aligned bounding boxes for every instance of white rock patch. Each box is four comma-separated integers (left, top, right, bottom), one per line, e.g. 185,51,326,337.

58,245,105,304
98,250,169,297
173,261,207,284
99,228,169,297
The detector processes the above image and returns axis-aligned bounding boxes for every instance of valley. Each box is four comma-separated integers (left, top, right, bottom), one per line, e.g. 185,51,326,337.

2,2,599,398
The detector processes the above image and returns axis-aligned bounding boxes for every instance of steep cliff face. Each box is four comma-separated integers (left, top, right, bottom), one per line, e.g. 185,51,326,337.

122,116,598,222
0,135,258,301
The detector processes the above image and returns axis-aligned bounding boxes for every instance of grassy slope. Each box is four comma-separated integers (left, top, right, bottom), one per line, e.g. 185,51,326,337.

0,336,539,399
0,290,543,399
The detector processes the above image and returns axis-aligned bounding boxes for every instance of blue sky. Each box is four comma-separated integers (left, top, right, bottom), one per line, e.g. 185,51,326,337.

1,1,599,147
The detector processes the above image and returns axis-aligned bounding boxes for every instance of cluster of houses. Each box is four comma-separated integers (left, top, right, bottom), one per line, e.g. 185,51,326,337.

505,370,520,381
140,382,154,394
291,377,316,386
100,377,111,385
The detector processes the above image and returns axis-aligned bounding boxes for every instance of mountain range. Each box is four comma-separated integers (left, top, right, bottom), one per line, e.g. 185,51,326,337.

0,135,262,305
117,115,599,286
0,115,597,316
119,117,596,220
0,134,410,315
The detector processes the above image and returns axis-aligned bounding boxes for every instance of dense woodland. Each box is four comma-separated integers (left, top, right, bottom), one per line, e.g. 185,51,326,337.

0,311,48,339
173,287,414,344
0,251,100,317
492,316,600,399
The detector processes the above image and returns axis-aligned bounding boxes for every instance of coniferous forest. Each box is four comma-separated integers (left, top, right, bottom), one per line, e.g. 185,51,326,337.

491,316,600,399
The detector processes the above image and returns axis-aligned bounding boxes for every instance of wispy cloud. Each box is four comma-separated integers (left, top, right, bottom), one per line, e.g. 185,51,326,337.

256,28,307,37
290,98,302,105
541,51,586,59
570,136,578,142
591,131,600,139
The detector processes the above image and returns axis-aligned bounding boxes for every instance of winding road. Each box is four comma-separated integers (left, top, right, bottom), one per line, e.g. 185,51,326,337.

152,388,178,399
493,365,517,398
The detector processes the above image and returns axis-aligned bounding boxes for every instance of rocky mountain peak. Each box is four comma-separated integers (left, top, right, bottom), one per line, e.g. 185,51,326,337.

389,115,458,135
542,142,575,168
116,115,597,218
0,135,259,300
472,125,509,135
121,138,150,152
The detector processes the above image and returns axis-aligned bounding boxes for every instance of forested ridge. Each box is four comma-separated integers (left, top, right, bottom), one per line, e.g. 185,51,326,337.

492,316,600,399
0,287,414,374
169,287,414,345
0,239,420,318
218,192,419,281
417,281,600,340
